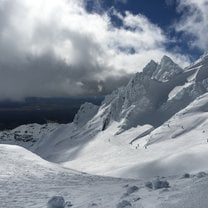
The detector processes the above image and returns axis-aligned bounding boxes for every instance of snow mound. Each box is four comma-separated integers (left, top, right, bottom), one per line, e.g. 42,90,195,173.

116,200,132,208
47,196,65,208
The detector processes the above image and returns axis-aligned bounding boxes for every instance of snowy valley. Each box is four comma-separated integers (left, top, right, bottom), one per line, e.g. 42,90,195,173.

2,54,208,207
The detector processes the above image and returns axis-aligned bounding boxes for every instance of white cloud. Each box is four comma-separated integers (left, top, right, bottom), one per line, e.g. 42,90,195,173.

114,0,128,4
175,0,208,50
0,0,190,100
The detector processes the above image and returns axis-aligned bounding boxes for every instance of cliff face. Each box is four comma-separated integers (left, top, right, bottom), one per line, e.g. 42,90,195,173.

72,54,208,134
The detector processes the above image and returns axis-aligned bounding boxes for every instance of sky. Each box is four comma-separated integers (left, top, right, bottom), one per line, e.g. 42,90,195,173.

0,0,208,100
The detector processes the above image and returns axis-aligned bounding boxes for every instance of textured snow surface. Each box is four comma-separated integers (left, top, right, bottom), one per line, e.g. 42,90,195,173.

1,144,208,208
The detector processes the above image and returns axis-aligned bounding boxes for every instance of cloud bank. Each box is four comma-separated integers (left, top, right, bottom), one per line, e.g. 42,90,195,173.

0,0,191,100
175,0,208,51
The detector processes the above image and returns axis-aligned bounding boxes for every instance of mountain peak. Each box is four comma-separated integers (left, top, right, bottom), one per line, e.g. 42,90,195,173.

161,55,174,63
152,55,183,82
143,60,158,77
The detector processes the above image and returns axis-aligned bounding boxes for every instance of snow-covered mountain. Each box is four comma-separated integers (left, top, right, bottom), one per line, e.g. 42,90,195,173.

2,53,208,178
12,53,203,178
2,53,208,207
0,123,59,149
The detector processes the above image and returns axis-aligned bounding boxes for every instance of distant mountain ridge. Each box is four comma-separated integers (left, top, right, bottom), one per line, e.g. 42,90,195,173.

0,96,104,130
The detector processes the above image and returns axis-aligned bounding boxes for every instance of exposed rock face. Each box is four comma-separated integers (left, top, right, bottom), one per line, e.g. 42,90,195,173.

73,102,99,127
73,54,208,133
152,55,183,82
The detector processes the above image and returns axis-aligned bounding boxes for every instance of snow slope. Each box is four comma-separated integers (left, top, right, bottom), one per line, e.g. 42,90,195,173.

26,54,208,180
2,143,208,208
32,93,208,179
0,144,137,208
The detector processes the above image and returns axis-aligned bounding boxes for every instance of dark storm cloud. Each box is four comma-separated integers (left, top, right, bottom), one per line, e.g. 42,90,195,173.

0,51,131,100
0,0,130,100
0,0,190,100
80,72,131,95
